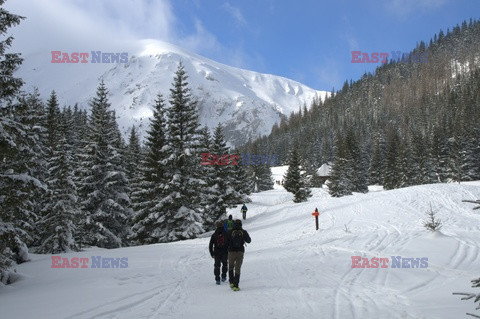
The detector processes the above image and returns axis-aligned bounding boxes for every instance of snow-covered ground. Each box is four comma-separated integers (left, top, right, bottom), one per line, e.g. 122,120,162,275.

2,180,480,319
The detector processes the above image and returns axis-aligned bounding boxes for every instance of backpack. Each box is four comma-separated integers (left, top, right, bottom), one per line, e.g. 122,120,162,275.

230,230,244,249
216,232,226,249
224,220,234,232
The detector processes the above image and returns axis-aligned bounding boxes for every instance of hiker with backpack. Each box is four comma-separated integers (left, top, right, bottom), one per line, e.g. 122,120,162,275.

224,214,234,233
209,221,229,285
241,204,248,220
228,219,251,291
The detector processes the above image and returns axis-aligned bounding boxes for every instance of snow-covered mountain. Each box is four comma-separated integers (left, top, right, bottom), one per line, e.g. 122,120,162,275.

17,40,328,146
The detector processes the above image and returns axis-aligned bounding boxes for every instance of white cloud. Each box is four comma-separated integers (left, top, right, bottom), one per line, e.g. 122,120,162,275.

223,2,247,26
5,0,181,56
179,18,222,57
3,0,261,87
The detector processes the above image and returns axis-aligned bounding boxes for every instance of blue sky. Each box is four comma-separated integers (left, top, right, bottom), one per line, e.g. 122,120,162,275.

6,0,480,90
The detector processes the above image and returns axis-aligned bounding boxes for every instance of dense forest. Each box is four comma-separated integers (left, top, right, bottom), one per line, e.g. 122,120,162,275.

241,19,480,196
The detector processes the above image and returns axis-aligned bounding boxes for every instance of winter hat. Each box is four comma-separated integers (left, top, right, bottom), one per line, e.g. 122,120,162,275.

216,221,224,228
235,219,242,226
228,215,233,220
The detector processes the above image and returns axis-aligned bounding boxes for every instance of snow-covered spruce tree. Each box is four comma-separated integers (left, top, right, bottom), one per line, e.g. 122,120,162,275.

124,125,143,227
60,106,75,146
396,141,412,188
37,116,79,253
197,126,218,227
13,90,49,247
369,133,385,186
430,124,450,183
231,155,253,200
251,162,274,192
71,104,88,199
107,109,132,227
45,91,60,157
383,128,401,190
130,94,170,244
246,144,274,192
32,91,63,250
423,205,442,231
208,124,244,221
410,131,435,185
125,126,142,183
163,64,205,241
283,147,311,202
77,81,131,248
0,4,42,284
344,129,368,193
15,89,48,182
328,135,354,197
328,129,367,197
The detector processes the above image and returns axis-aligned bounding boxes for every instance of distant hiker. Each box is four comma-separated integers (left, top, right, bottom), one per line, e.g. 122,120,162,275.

241,204,248,220
224,214,234,233
209,221,229,285
228,219,251,291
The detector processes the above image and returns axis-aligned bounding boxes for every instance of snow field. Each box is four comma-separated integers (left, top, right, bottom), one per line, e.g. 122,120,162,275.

1,181,480,318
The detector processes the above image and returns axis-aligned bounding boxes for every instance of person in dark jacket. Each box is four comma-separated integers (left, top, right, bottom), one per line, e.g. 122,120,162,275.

227,219,251,291
209,221,229,285
241,204,248,220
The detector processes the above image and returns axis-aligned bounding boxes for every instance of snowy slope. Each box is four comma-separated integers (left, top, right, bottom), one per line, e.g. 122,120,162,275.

17,39,328,146
2,180,480,318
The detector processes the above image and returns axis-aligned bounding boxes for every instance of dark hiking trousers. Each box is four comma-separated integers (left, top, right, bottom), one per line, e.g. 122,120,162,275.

228,251,244,287
214,254,228,280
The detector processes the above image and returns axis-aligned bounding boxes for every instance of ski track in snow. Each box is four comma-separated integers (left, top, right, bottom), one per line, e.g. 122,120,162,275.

1,181,480,318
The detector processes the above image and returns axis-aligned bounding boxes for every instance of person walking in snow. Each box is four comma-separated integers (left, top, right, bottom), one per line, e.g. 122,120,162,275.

224,214,234,233
241,204,248,220
209,221,229,285
228,219,251,291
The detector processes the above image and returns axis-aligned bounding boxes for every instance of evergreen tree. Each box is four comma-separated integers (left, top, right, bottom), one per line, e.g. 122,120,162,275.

208,124,244,221
45,91,60,157
0,4,37,284
77,81,130,248
383,129,401,190
125,126,142,183
251,161,274,192
328,135,354,197
14,90,48,246
161,64,205,241
0,0,23,103
130,94,169,244
231,156,253,200
197,126,218,227
369,133,385,185
246,144,274,192
283,147,311,202
344,129,368,193
37,118,79,253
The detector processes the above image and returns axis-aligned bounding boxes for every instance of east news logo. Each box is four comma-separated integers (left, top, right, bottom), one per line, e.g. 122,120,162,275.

51,256,128,268
51,51,128,63
351,256,428,268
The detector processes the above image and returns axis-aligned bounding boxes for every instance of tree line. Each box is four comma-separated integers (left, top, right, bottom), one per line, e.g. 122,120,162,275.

246,18,480,197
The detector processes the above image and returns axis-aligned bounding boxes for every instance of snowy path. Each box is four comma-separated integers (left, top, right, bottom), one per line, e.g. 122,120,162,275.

1,182,480,318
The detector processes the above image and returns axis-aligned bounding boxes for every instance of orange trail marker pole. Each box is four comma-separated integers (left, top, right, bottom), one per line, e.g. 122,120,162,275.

312,208,320,230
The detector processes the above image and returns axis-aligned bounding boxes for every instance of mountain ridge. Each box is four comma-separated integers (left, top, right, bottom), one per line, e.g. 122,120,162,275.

16,39,328,146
